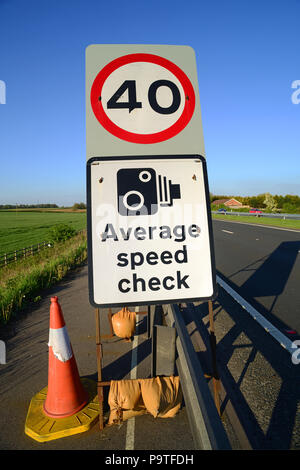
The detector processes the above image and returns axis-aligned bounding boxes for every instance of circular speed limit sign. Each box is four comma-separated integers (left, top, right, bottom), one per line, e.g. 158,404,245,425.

90,53,196,144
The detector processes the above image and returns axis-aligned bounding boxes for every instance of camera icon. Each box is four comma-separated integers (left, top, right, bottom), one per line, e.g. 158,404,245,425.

117,168,181,216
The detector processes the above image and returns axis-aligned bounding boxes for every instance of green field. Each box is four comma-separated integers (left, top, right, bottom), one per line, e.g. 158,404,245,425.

1,209,299,260
0,210,87,257
0,231,87,324
212,213,300,230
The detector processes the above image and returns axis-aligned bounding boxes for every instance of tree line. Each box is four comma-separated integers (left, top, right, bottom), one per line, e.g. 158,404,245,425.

210,193,300,213
0,203,87,210
0,204,59,209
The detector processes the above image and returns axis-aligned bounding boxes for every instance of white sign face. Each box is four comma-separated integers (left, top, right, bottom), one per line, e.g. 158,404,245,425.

100,62,186,135
86,45,205,159
87,157,216,307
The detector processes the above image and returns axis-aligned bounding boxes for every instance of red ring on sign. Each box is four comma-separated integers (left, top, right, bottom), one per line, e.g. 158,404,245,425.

90,53,195,144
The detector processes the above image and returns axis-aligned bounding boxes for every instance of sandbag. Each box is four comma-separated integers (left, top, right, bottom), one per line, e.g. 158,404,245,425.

111,307,136,339
139,376,182,418
108,379,146,425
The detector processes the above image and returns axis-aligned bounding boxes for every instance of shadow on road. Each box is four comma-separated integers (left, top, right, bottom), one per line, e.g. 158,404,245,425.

225,240,300,334
186,298,300,449
187,241,300,449
239,241,300,296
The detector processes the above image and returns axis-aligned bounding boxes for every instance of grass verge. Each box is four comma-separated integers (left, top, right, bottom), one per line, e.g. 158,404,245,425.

0,210,87,257
0,231,87,325
212,214,300,230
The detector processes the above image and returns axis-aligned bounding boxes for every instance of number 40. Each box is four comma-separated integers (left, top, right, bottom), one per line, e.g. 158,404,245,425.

106,79,181,114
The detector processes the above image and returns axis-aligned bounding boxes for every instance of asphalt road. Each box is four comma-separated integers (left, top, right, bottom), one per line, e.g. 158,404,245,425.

212,219,300,336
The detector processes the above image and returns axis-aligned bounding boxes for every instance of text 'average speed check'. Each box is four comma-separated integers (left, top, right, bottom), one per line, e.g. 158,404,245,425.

101,222,200,294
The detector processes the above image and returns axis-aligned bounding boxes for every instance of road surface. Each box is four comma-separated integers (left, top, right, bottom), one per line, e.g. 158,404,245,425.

212,219,300,336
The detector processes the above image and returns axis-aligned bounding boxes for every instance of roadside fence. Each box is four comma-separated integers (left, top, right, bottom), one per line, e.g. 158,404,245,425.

0,229,87,268
0,241,53,268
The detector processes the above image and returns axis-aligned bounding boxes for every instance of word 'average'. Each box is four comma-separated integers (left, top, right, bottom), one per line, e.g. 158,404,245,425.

100,223,200,242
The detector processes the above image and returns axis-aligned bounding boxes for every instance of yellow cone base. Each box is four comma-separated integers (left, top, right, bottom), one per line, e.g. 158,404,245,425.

25,378,99,442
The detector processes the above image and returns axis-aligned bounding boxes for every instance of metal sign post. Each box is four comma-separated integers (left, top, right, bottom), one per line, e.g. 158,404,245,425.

95,307,111,429
95,308,103,429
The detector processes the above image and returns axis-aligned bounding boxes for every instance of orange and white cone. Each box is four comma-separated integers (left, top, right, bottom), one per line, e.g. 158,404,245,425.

43,296,88,418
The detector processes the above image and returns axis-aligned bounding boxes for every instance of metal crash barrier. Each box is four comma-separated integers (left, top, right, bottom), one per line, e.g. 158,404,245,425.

161,303,231,450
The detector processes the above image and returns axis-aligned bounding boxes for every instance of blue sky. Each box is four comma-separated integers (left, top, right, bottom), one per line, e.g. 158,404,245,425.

0,0,299,206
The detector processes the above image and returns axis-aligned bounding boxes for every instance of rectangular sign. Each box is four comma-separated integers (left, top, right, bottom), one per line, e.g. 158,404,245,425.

86,44,205,160
87,156,216,307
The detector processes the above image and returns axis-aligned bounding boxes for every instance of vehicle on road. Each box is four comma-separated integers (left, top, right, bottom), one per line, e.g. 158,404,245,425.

218,208,227,213
249,208,262,214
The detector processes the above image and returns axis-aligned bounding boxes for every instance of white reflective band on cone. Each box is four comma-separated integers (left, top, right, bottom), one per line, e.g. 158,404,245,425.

48,326,73,362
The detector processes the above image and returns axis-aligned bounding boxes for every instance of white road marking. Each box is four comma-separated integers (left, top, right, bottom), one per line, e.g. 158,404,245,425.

125,308,140,450
214,218,300,233
222,229,234,234
217,276,295,355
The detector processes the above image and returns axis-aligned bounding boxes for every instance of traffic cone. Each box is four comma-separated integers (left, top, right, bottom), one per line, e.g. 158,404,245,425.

25,296,99,442
43,296,88,418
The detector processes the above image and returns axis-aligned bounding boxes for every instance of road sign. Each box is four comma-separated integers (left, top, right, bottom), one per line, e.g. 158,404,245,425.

87,156,216,307
90,53,195,144
86,45,205,159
